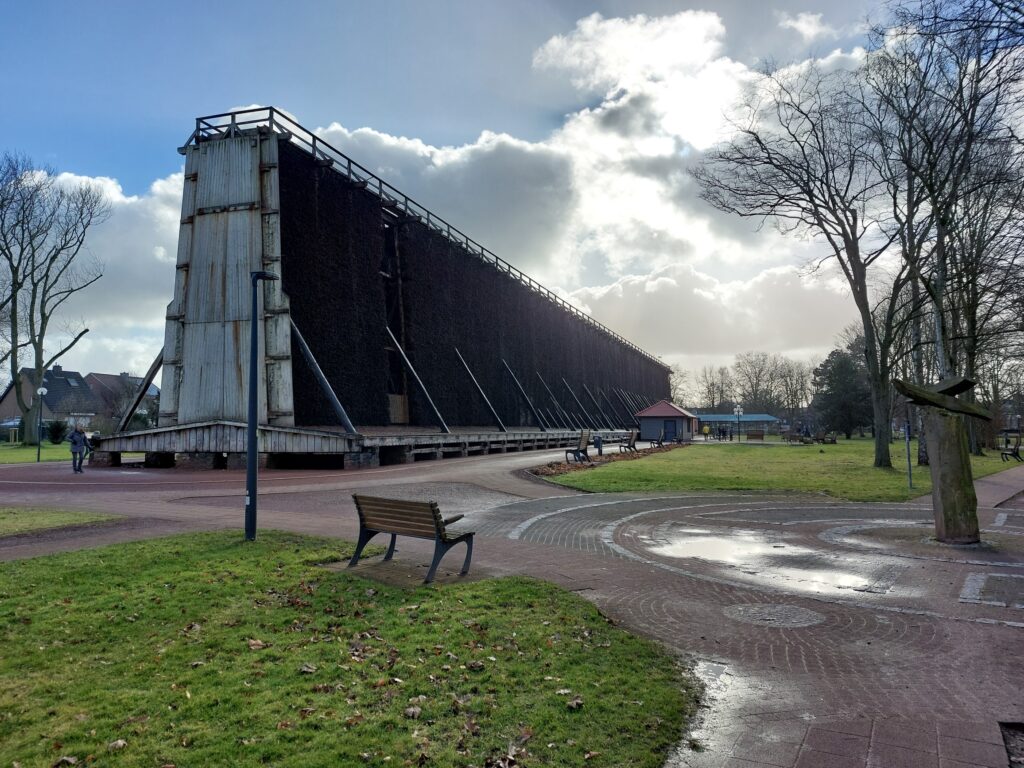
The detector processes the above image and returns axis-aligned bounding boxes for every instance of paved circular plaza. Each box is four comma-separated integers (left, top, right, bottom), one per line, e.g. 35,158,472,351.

1,451,1022,767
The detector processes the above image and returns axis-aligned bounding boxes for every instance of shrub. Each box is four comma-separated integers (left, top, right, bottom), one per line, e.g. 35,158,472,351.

47,419,69,444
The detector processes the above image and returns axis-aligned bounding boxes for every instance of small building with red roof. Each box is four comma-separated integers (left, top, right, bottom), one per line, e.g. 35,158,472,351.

635,400,698,443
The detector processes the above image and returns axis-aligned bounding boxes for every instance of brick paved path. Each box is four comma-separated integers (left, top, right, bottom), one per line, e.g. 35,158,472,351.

1,453,1022,767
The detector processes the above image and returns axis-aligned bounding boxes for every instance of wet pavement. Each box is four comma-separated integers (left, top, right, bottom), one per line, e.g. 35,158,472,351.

1,452,1023,766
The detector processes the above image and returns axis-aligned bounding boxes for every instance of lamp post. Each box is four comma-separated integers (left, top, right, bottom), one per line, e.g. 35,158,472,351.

35,387,48,462
733,404,743,443
245,270,279,541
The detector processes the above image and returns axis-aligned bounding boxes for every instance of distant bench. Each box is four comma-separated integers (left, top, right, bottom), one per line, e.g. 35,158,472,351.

565,429,593,463
349,494,474,583
619,429,639,453
745,430,765,442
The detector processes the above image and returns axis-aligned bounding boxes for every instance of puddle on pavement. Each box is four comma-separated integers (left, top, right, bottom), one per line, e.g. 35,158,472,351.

644,526,900,595
648,528,804,563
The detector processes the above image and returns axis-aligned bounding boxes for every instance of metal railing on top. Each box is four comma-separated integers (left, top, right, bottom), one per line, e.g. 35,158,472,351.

183,107,669,371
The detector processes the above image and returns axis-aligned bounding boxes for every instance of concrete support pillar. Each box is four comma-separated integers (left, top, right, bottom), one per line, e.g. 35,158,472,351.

346,450,380,469
226,453,266,470
89,451,121,467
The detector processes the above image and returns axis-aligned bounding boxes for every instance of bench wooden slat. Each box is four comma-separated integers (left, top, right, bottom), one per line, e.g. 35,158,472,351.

350,494,475,583
360,519,439,537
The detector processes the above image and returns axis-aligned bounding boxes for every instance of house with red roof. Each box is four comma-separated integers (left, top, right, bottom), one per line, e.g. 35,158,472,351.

635,400,698,443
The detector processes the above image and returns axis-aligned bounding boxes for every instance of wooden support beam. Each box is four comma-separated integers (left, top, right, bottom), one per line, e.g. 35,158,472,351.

893,379,992,421
115,350,164,434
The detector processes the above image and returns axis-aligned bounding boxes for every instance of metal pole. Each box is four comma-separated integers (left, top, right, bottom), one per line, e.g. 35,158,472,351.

290,318,358,434
385,326,450,433
454,347,506,432
599,388,627,429
614,389,640,426
502,360,546,431
563,378,598,429
35,396,44,462
582,383,613,430
246,271,278,541
905,419,913,490
536,372,573,429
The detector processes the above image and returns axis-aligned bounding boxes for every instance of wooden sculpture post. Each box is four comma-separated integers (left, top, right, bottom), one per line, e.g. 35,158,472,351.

893,378,992,544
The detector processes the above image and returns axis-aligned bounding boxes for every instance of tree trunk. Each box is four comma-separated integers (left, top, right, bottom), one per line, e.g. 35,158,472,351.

870,386,893,467
922,408,980,544
854,276,892,468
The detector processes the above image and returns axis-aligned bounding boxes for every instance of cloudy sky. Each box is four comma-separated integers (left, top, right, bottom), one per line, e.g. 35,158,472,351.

2,0,878,388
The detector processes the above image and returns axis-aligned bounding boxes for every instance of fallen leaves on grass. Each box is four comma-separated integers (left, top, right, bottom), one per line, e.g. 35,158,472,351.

530,445,680,477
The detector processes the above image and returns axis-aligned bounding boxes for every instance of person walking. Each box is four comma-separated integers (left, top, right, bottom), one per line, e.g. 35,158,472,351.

68,425,90,474
702,424,710,441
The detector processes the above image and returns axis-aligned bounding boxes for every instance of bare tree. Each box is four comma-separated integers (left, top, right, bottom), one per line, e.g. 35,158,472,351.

669,364,690,404
778,357,813,426
732,351,785,413
692,64,904,466
868,0,1024,379
0,153,107,444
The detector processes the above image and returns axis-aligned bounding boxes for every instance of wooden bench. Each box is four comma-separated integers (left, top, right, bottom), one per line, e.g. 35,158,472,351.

1002,433,1022,463
650,429,665,448
349,494,475,583
565,429,592,463
745,430,765,441
619,429,639,453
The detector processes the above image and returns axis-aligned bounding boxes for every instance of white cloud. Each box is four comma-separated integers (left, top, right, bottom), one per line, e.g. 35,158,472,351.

776,11,840,42
48,171,183,377
570,264,857,370
47,9,872,388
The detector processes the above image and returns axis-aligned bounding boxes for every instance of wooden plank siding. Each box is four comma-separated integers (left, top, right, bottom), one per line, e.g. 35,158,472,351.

93,423,611,458
158,131,295,432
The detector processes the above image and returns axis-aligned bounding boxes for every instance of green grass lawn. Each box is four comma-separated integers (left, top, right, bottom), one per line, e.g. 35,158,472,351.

0,531,698,767
0,441,72,464
0,507,115,536
554,437,1013,502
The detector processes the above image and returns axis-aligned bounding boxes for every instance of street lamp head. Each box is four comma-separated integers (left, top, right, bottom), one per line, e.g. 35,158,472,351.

251,271,279,283
37,387,47,397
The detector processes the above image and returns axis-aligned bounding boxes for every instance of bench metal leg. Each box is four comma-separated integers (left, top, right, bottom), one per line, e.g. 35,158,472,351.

424,534,474,584
348,527,379,567
383,533,397,561
425,540,448,584
460,535,474,575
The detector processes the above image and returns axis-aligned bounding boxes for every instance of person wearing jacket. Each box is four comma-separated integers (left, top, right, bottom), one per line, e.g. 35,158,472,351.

68,425,91,474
